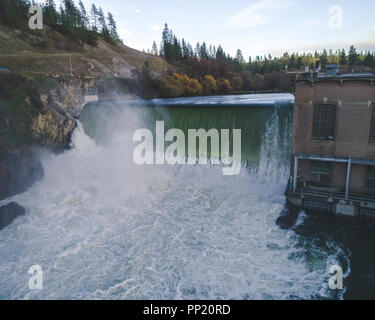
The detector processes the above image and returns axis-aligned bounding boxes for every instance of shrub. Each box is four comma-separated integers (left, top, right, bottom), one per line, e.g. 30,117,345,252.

201,75,218,95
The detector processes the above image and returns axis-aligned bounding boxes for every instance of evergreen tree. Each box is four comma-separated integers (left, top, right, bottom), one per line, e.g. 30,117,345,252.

173,36,182,61
195,42,200,58
199,42,208,59
181,38,188,60
107,12,119,41
348,45,358,66
0,0,120,47
161,23,172,61
43,0,58,26
320,49,328,68
90,4,98,32
364,52,375,68
97,6,111,42
78,0,88,28
340,49,347,65
98,7,106,32
152,41,158,55
216,45,226,60
63,0,78,28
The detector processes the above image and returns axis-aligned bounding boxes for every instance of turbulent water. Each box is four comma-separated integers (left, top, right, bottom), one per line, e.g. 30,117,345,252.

0,93,351,300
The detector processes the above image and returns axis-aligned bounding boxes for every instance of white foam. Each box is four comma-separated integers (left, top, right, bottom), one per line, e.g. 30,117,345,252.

0,101,347,300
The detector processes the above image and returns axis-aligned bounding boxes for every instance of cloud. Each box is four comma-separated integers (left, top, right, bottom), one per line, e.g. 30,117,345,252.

128,6,142,14
227,0,295,29
150,25,163,32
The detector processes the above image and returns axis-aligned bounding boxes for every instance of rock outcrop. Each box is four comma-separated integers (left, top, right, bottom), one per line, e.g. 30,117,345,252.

0,202,26,230
0,147,44,200
276,201,301,230
0,73,76,200
31,92,77,150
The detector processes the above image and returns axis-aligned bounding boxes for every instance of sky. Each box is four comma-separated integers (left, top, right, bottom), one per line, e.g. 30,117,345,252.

54,0,375,59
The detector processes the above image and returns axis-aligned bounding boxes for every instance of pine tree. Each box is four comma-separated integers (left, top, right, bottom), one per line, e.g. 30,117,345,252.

320,49,328,68
364,52,375,68
63,0,78,28
348,45,358,66
195,42,201,59
98,7,107,32
107,12,119,41
152,41,158,55
182,38,188,59
216,45,225,60
91,4,98,32
340,49,347,65
97,6,111,42
172,36,182,61
43,0,58,26
78,0,88,28
199,42,208,59
161,23,176,62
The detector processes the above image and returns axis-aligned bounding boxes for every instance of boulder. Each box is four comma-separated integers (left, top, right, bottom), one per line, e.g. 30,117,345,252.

0,202,25,230
0,147,44,201
276,201,301,230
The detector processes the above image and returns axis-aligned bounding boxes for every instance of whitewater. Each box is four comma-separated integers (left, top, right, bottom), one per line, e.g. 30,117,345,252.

0,94,349,299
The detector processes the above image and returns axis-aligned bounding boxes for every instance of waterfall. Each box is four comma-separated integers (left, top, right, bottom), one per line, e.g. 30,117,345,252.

0,94,349,300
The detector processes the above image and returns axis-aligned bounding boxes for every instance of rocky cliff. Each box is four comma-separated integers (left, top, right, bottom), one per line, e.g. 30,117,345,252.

0,73,73,200
0,22,171,201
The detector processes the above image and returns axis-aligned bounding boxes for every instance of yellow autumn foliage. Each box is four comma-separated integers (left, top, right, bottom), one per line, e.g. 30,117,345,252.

156,73,203,98
202,75,218,95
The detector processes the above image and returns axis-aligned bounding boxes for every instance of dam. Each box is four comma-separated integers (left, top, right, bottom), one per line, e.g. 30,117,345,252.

0,93,368,299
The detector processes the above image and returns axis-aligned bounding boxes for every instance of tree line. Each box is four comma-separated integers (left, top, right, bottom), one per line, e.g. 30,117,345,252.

148,23,375,97
0,0,120,46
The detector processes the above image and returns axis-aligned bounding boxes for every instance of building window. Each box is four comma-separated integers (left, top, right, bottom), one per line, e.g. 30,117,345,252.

312,104,337,140
310,162,332,184
366,167,375,188
369,106,375,143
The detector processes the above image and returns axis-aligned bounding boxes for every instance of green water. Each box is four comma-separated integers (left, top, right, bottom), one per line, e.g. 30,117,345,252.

80,99,293,166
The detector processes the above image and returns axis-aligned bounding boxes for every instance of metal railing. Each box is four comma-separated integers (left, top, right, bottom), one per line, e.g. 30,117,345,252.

301,186,375,203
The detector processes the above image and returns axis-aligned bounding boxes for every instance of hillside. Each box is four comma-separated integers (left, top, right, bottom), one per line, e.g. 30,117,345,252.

0,23,173,200
0,23,170,78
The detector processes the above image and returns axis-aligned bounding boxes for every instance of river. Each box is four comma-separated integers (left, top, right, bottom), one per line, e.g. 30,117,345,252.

0,93,371,300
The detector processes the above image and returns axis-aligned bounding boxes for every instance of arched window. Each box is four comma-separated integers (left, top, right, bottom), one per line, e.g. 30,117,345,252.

312,104,337,140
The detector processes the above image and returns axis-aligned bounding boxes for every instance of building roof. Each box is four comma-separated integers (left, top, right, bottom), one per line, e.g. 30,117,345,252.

297,71,375,82
317,72,375,79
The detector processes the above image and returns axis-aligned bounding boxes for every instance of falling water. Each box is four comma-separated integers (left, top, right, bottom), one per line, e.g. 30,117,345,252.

0,94,350,300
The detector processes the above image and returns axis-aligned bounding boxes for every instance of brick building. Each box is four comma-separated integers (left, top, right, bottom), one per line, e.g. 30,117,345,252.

286,67,375,217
